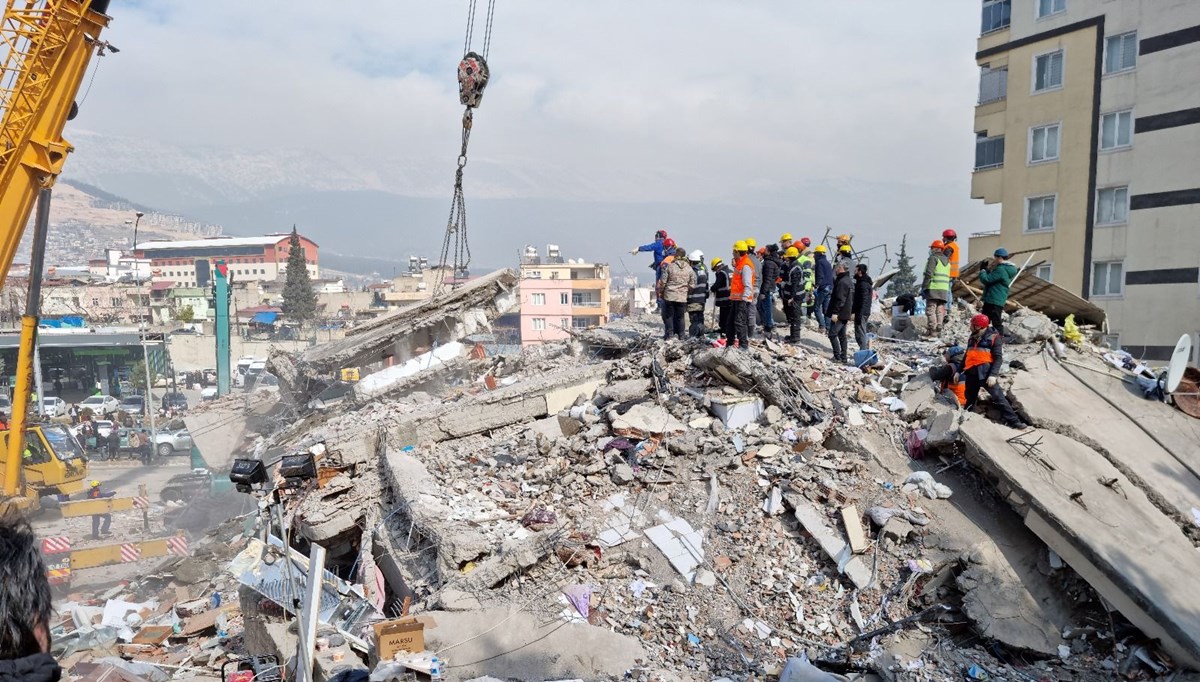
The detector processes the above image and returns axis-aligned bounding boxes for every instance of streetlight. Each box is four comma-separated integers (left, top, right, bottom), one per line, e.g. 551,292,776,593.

130,212,155,455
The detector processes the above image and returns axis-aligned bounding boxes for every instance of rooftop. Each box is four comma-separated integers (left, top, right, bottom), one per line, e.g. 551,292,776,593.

136,234,311,250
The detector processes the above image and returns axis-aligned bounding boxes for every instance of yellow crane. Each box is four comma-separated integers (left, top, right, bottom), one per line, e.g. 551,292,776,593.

0,0,113,508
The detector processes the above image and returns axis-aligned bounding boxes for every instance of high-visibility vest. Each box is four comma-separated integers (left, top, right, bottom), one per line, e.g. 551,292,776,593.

929,257,951,294
947,381,966,406
964,330,997,370
730,255,754,300
946,241,960,278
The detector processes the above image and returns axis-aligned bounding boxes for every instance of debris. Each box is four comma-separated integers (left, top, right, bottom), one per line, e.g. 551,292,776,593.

840,504,868,554
787,493,874,589
903,471,953,499
644,516,705,581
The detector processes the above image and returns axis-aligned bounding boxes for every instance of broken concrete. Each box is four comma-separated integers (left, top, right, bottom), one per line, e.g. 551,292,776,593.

784,491,874,590
693,347,823,422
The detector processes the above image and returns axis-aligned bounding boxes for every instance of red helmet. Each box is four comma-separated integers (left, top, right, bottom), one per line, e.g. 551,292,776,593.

662,238,676,249
656,229,668,239
971,313,990,329
800,237,812,247
942,229,957,240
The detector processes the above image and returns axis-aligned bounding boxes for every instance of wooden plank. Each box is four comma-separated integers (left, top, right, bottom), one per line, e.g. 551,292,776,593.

841,504,868,554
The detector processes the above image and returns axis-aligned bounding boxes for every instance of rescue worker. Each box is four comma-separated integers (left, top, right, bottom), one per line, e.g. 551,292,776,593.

758,244,783,337
962,314,1027,429
710,258,732,342
729,241,755,349
654,238,677,324
796,238,815,320
780,232,794,252
942,229,960,311
88,479,116,539
836,234,852,251
826,262,854,363
630,230,671,272
851,263,874,351
686,250,709,338
921,239,952,336
929,345,967,407
892,293,916,333
0,512,60,681
978,247,1018,333
835,244,856,271
660,246,695,340
812,245,834,333
106,428,120,461
745,238,761,335
780,246,806,343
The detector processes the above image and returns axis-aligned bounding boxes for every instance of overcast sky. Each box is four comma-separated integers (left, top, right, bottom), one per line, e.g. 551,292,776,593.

74,0,997,251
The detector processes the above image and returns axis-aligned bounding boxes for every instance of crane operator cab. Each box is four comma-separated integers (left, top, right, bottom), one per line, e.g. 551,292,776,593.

0,424,89,496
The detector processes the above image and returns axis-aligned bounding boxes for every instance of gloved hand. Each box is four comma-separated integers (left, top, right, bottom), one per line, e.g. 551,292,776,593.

629,248,639,255
986,376,997,388
831,314,839,323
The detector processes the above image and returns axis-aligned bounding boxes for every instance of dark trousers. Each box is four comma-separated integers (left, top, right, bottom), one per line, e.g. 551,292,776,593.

717,303,732,339
828,320,848,361
982,302,1004,333
965,368,1022,426
786,299,803,341
92,513,111,538
732,301,751,348
758,291,775,332
854,316,870,349
663,301,686,339
688,310,705,338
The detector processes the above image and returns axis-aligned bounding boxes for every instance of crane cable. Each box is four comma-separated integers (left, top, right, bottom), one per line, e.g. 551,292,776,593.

435,0,496,297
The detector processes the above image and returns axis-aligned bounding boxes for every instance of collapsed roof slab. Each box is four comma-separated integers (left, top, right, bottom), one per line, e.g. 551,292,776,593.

961,417,1200,670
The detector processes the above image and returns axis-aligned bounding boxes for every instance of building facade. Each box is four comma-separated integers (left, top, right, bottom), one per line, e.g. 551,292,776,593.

970,0,1200,360
137,234,319,288
519,246,611,345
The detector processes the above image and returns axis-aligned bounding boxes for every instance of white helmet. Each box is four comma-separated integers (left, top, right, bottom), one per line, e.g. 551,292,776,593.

688,250,704,262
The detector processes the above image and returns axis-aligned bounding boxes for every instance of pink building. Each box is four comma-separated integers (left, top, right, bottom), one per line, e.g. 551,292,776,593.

519,277,574,345
519,245,612,346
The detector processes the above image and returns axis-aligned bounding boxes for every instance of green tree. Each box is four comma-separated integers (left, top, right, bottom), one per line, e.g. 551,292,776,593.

130,359,147,390
887,234,918,298
281,225,317,324
176,304,195,323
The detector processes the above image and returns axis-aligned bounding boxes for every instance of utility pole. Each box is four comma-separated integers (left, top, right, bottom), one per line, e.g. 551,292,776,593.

215,263,231,396
131,212,156,445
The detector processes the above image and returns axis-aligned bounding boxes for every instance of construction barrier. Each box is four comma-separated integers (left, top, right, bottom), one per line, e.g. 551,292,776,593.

40,533,190,578
42,536,72,586
57,484,150,518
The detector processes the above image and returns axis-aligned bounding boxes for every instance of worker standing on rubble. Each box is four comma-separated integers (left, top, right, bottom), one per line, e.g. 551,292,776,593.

660,246,695,340
826,262,854,363
729,241,755,349
978,247,1018,333
630,230,670,272
836,244,856,272
687,250,709,338
0,512,60,682
780,246,806,343
88,480,116,539
745,239,761,335
759,244,783,337
921,239,951,336
710,258,732,342
796,238,815,320
813,245,833,333
780,232,794,252
962,314,1027,429
942,229,960,311
852,263,874,351
654,238,677,324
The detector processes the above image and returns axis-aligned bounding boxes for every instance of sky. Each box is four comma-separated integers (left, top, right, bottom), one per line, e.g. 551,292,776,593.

71,0,998,260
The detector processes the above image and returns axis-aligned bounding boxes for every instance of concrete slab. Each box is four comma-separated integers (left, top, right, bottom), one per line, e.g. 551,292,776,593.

961,417,1200,669
785,493,873,590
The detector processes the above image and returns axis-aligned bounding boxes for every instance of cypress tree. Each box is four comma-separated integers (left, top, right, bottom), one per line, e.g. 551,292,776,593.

281,226,317,324
887,234,918,297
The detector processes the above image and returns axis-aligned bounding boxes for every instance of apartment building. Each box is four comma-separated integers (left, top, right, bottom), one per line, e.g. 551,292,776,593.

518,245,611,345
137,234,319,288
970,0,1200,360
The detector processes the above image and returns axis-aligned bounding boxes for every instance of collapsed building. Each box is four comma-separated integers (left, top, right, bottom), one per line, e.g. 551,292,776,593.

50,268,1200,682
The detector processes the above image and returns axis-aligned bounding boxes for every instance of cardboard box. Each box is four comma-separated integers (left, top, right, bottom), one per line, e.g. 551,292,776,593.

373,617,425,660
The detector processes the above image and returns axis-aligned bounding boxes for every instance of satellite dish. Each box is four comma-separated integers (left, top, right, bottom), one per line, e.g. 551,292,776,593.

1166,333,1192,393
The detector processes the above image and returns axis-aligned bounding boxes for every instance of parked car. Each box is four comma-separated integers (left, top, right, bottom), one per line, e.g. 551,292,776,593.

79,394,120,415
41,396,67,417
247,372,279,393
154,428,194,457
161,392,189,411
0,393,11,414
200,387,218,401
119,395,146,416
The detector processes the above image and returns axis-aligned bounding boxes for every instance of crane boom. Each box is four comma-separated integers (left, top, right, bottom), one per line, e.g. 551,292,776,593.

0,0,111,500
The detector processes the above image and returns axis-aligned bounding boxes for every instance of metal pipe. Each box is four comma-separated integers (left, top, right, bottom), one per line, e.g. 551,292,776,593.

297,543,327,682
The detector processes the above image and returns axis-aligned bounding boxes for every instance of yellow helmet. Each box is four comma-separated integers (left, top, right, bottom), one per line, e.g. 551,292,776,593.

814,244,828,254
839,244,853,254
780,232,793,242
784,246,800,258
90,480,100,488
733,240,748,252
745,238,757,248
710,257,724,269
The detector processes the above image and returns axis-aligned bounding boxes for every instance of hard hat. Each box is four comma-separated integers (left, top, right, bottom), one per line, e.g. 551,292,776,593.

733,240,748,252
688,250,704,262
756,247,767,257
994,247,1009,258
663,238,676,249
942,229,957,239
710,257,723,268
837,234,851,243
780,232,793,242
947,345,965,357
90,480,100,488
971,313,990,329
839,245,852,254
745,238,757,248
800,237,812,247
784,246,800,258
814,244,827,254
655,229,668,239
931,240,945,250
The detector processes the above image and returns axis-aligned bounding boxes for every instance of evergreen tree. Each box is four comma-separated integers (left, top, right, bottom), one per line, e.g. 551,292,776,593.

887,234,918,297
281,226,317,324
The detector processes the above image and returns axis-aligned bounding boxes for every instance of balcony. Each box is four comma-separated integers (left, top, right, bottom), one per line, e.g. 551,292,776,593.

974,135,1005,171
978,67,1008,105
981,0,1011,35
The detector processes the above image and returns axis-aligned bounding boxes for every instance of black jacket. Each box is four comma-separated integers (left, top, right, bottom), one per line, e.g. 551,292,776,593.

688,265,709,308
852,273,873,317
0,654,61,682
710,266,731,304
966,328,1005,379
760,255,782,296
827,272,854,320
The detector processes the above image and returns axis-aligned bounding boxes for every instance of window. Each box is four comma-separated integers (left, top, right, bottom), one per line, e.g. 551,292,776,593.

1101,110,1133,150
979,66,1008,104
981,0,1011,34
1105,32,1137,73
975,134,1005,169
560,318,569,329
526,270,542,279
1091,261,1124,297
560,292,569,305
531,318,546,331
1035,264,1054,282
91,298,99,306
1096,187,1129,225
1037,0,1065,18
1030,124,1060,162
1026,195,1057,231
1034,50,1064,91
531,293,545,305
111,297,122,307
